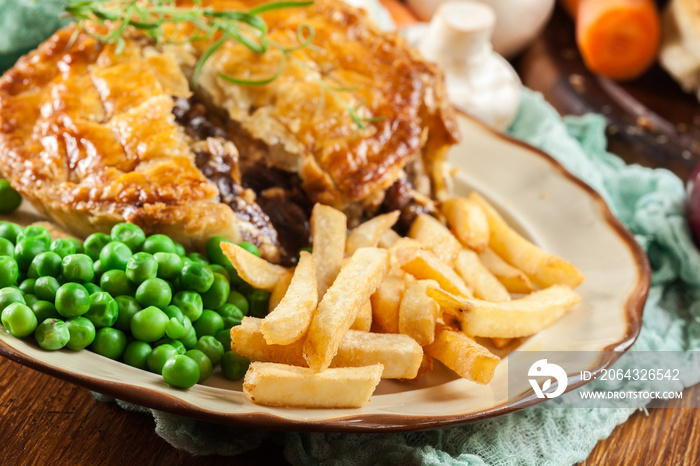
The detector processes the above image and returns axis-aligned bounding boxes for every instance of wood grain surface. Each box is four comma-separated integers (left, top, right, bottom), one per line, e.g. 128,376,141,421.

2,354,699,465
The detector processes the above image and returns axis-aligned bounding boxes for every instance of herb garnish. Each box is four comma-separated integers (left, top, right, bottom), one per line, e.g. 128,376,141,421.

65,0,382,129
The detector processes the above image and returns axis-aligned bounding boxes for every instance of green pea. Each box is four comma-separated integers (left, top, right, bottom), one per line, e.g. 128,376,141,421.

193,309,224,337
0,222,22,244
174,242,186,258
19,278,35,295
215,328,232,351
50,238,83,258
179,326,198,350
179,262,214,293
135,277,172,309
206,236,231,265
65,316,96,351
166,277,179,294
215,303,245,328
1,302,37,337
162,354,200,389
55,283,91,319
146,344,179,374
28,251,62,278
61,254,94,283
31,300,59,323
0,180,22,214
201,273,230,310
113,296,142,333
92,260,104,282
130,306,168,343
194,335,224,366
126,252,158,284
111,223,146,252
83,283,102,295
85,291,118,328
23,294,38,307
184,349,213,383
187,252,209,265
0,287,24,313
100,270,134,297
34,276,60,302
247,289,270,318
16,225,51,248
153,252,182,281
14,238,47,271
99,241,131,272
142,234,176,255
153,337,186,355
220,351,249,381
205,236,241,285
172,291,203,322
35,318,70,350
91,327,127,359
237,241,260,257
163,305,191,339
83,232,111,261
123,341,152,370
0,237,14,257
227,291,249,315
207,264,229,281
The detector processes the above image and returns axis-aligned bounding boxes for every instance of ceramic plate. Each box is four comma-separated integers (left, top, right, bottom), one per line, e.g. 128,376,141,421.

0,114,650,432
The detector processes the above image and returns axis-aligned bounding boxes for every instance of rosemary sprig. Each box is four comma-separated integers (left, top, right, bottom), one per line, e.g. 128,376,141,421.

65,0,312,86
65,0,384,130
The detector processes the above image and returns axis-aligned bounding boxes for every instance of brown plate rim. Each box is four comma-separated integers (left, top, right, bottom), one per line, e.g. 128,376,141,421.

0,113,651,432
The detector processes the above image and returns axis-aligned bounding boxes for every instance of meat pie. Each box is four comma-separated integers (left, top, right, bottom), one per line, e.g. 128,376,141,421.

0,0,459,263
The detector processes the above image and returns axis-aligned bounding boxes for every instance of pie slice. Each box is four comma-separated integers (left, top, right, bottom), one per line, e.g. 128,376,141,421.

0,0,459,263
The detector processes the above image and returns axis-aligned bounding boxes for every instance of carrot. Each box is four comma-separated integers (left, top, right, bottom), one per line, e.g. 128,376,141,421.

561,0,661,81
379,0,419,28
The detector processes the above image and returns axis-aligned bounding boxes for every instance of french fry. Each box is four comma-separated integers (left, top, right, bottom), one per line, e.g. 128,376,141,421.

427,284,582,338
395,247,472,298
414,351,433,379
232,317,423,379
232,317,307,367
268,269,293,313
370,269,405,334
399,279,440,346
454,249,510,302
333,329,422,379
303,247,390,372
351,301,373,332
470,192,585,289
378,229,401,249
311,204,347,298
424,324,500,384
440,197,490,252
220,243,288,292
346,211,400,255
261,252,318,345
478,248,534,294
408,214,462,266
243,362,383,408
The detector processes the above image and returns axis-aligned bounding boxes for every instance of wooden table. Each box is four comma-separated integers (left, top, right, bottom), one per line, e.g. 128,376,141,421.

1,355,698,465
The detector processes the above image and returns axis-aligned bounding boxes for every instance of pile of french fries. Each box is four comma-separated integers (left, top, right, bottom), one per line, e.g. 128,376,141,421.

222,192,584,409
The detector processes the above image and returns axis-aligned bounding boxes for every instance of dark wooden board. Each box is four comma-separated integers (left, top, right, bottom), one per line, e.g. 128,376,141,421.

519,6,700,181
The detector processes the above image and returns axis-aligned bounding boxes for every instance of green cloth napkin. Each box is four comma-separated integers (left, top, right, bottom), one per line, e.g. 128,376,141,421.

0,0,70,71
3,3,700,464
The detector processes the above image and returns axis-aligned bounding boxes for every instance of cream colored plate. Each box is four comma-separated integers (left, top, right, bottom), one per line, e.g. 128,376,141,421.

0,114,649,431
